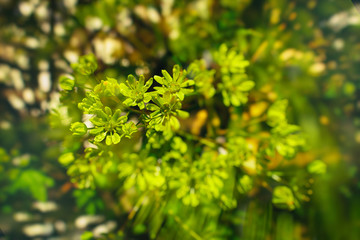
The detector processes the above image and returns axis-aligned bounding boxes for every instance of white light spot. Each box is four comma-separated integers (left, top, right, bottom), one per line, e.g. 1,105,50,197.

25,37,40,49
161,0,174,16
75,215,105,229
147,7,160,23
218,147,228,155
64,50,79,63
85,16,103,31
309,62,326,76
93,37,122,64
55,23,66,36
83,114,95,128
0,64,11,81
35,3,49,20
33,201,58,212
38,60,49,71
23,89,35,104
54,220,66,233
38,71,51,92
93,221,117,238
16,54,29,69
41,22,51,33
19,1,34,17
49,91,60,110
121,58,130,67
63,0,77,9
0,121,11,130
333,38,344,51
8,94,25,110
10,69,24,90
13,212,32,222
23,223,53,237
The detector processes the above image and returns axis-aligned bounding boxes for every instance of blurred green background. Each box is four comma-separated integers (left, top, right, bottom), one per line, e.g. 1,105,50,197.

0,0,360,239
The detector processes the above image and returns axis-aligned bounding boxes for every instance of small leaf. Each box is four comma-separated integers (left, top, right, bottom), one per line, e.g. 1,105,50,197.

267,100,288,127
272,186,295,210
112,132,121,144
106,135,112,145
173,65,180,80
154,76,165,85
162,70,173,83
59,76,75,90
59,152,75,165
147,103,160,111
70,122,88,136
307,160,327,175
89,127,104,135
170,116,180,130
94,132,107,142
177,110,189,118
104,106,112,116
94,109,108,120
239,81,255,91
144,77,153,89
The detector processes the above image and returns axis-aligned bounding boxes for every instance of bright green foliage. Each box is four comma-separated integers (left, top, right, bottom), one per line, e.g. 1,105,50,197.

118,151,165,191
81,231,94,240
266,100,306,159
73,189,105,215
214,44,254,106
10,169,54,202
0,147,55,203
2,0,360,239
267,100,289,127
154,65,195,101
120,75,154,109
53,49,315,238
146,92,188,139
188,60,216,99
89,109,134,145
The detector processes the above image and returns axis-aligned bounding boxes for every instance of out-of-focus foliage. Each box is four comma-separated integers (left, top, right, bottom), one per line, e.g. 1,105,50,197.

1,0,360,239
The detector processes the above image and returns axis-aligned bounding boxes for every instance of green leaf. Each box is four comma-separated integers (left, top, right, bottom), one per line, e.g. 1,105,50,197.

267,100,288,127
239,81,255,91
272,186,295,211
59,76,75,91
177,110,189,118
147,103,160,111
154,76,165,85
104,106,112,116
59,152,75,165
170,116,180,130
11,169,54,201
70,122,88,136
89,127,104,135
112,132,121,144
162,69,173,83
173,64,181,80
106,135,112,145
94,109,109,120
307,160,327,175
81,231,94,240
94,132,107,142
144,77,153,89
